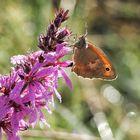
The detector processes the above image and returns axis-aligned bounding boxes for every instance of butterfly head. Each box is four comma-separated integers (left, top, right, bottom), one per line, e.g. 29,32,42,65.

74,35,87,49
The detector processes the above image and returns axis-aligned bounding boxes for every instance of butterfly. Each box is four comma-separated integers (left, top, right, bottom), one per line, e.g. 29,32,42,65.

71,35,117,80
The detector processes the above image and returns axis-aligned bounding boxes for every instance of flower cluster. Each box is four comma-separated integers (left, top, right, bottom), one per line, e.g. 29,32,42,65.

0,9,72,140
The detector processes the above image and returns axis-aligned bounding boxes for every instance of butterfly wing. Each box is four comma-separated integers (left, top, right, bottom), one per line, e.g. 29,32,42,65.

72,43,117,80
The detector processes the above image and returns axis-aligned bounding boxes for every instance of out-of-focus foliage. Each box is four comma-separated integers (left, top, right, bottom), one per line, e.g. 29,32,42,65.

0,0,140,140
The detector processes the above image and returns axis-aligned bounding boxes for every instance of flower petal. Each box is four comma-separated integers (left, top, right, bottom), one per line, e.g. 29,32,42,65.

56,45,72,58
59,60,73,67
0,96,10,120
60,68,72,90
10,81,25,100
56,44,64,54
54,87,62,103
29,109,37,127
35,67,54,78
11,112,19,134
0,128,2,140
28,84,36,106
39,110,50,128
10,55,27,65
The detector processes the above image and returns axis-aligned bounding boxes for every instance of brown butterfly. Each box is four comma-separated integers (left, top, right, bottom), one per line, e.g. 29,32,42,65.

71,35,117,80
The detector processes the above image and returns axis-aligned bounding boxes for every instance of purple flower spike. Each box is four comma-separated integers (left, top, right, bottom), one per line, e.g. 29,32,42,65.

38,9,71,52
0,9,73,140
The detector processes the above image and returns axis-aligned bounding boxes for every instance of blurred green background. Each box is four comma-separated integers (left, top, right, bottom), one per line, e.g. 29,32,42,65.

0,0,140,140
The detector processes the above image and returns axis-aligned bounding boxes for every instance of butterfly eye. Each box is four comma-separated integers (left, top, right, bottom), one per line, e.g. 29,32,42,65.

105,67,110,71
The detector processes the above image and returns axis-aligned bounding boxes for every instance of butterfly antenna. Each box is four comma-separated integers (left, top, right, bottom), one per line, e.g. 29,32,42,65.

84,22,88,37
67,33,78,48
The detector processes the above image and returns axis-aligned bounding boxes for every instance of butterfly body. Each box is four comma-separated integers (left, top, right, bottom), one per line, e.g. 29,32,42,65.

72,35,117,80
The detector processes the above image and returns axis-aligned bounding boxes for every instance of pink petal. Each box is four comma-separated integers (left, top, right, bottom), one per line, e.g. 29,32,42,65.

11,112,19,134
60,60,73,67
54,87,62,103
60,68,72,90
35,67,54,78
29,109,37,127
10,81,24,99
